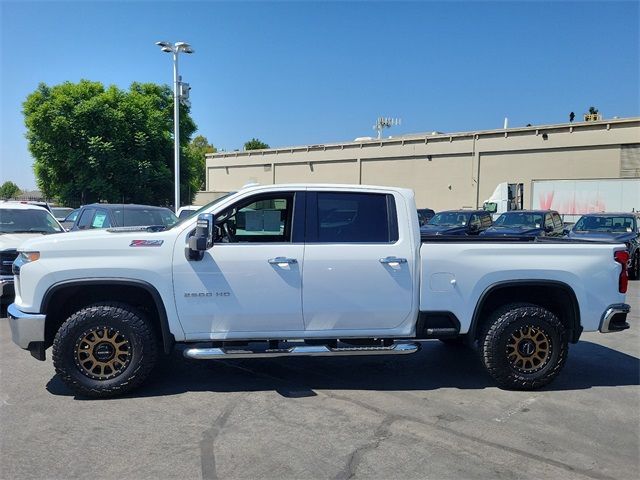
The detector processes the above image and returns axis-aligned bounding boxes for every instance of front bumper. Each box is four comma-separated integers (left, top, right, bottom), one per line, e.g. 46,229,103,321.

7,303,46,349
599,304,631,333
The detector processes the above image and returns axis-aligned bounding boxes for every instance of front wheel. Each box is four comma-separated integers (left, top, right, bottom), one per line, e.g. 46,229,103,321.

479,304,568,390
52,303,158,398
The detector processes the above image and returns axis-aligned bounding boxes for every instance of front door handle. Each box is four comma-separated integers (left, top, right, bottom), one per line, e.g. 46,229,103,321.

268,257,298,267
379,256,407,266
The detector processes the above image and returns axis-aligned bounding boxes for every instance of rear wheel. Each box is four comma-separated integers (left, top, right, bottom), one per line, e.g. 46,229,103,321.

52,303,158,398
480,304,568,390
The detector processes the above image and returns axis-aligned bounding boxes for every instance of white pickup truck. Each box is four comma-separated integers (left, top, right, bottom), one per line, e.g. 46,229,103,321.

8,184,631,398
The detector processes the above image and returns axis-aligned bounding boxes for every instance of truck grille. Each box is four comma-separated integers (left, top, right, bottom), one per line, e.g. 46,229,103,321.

1,250,19,276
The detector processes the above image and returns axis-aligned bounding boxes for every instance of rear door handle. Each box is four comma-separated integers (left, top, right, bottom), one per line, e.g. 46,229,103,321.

268,257,298,266
379,256,407,266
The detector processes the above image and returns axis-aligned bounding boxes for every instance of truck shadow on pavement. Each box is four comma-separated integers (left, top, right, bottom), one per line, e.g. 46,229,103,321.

45,340,640,400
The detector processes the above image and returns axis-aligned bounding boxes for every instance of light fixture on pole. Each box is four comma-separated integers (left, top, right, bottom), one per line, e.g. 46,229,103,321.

155,40,194,212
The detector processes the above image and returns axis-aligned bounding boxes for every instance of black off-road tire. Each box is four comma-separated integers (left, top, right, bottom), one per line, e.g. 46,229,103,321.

480,304,568,390
52,302,158,398
629,253,640,281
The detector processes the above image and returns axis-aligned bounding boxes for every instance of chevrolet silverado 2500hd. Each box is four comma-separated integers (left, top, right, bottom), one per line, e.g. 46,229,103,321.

8,184,631,397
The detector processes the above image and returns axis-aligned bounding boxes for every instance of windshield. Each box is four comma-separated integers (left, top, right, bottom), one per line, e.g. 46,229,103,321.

573,215,636,233
112,207,178,228
428,212,470,227
0,208,64,234
169,192,237,229
494,212,544,228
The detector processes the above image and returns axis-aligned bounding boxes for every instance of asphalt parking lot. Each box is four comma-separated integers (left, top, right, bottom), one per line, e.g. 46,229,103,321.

1,283,638,480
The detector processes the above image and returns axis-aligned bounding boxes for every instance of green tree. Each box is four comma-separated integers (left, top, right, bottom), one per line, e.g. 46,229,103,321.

244,138,270,151
185,135,216,192
0,181,21,199
23,80,198,207
588,106,599,114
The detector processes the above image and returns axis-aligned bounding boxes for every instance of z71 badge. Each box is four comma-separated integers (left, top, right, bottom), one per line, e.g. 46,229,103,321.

130,240,164,247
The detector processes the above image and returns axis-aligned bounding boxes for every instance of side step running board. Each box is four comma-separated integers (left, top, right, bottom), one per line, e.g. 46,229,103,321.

183,342,420,360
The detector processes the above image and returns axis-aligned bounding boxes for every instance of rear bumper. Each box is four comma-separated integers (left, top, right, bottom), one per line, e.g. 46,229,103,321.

599,304,631,333
7,303,46,349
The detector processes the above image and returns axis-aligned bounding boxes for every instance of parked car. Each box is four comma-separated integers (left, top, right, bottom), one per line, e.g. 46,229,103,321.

8,184,630,397
0,202,64,305
69,203,178,231
51,207,74,221
481,210,565,237
417,208,435,226
421,209,492,236
568,213,640,279
177,205,203,219
60,208,80,231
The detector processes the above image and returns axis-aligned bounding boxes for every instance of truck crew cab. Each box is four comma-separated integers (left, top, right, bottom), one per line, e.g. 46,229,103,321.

8,184,631,397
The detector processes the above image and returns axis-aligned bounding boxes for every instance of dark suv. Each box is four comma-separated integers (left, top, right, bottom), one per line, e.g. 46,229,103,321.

421,210,493,236
70,204,178,231
568,213,640,279
481,210,564,237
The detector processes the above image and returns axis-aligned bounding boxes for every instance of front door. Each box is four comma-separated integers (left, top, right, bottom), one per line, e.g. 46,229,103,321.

173,191,305,338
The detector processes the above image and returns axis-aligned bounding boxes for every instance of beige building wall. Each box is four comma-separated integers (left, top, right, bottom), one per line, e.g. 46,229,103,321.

361,156,476,210
208,164,273,191
274,160,359,184
205,118,640,210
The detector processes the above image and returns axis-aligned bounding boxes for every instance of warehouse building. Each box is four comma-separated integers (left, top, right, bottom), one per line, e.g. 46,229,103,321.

202,117,640,211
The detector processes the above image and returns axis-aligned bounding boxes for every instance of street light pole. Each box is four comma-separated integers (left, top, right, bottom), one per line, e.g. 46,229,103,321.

172,50,180,213
155,41,194,213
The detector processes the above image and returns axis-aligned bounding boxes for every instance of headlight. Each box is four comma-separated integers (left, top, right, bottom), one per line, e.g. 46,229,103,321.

12,251,40,275
20,251,40,262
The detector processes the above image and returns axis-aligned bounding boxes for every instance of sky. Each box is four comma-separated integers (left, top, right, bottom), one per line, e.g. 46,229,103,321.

1,0,638,191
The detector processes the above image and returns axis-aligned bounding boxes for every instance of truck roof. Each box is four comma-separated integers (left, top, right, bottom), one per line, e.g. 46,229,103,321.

239,183,415,197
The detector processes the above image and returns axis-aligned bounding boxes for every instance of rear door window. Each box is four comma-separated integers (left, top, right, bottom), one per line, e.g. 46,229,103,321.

91,209,111,228
310,192,397,243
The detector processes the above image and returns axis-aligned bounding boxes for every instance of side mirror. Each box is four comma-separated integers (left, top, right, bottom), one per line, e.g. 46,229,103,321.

545,225,554,233
188,213,214,260
468,224,479,232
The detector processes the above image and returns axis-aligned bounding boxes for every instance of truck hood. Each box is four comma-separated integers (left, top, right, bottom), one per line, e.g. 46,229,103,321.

16,227,173,253
0,232,60,250
567,231,635,243
420,225,468,235
480,226,543,237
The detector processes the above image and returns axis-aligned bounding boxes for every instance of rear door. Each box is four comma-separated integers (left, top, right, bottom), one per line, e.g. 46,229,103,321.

302,190,415,331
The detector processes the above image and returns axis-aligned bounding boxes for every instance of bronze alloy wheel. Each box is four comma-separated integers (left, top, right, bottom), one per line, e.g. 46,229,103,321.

506,324,552,374
74,326,132,380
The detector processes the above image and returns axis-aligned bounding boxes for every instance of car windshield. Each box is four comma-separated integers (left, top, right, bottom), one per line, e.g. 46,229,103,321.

573,215,636,233
0,208,64,234
428,212,470,226
111,208,178,228
494,212,544,228
169,192,237,229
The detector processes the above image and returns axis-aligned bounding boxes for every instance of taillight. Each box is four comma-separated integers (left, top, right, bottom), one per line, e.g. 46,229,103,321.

614,250,629,293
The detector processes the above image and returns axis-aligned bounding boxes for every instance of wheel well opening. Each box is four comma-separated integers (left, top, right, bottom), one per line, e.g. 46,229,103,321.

43,284,163,349
474,284,580,343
